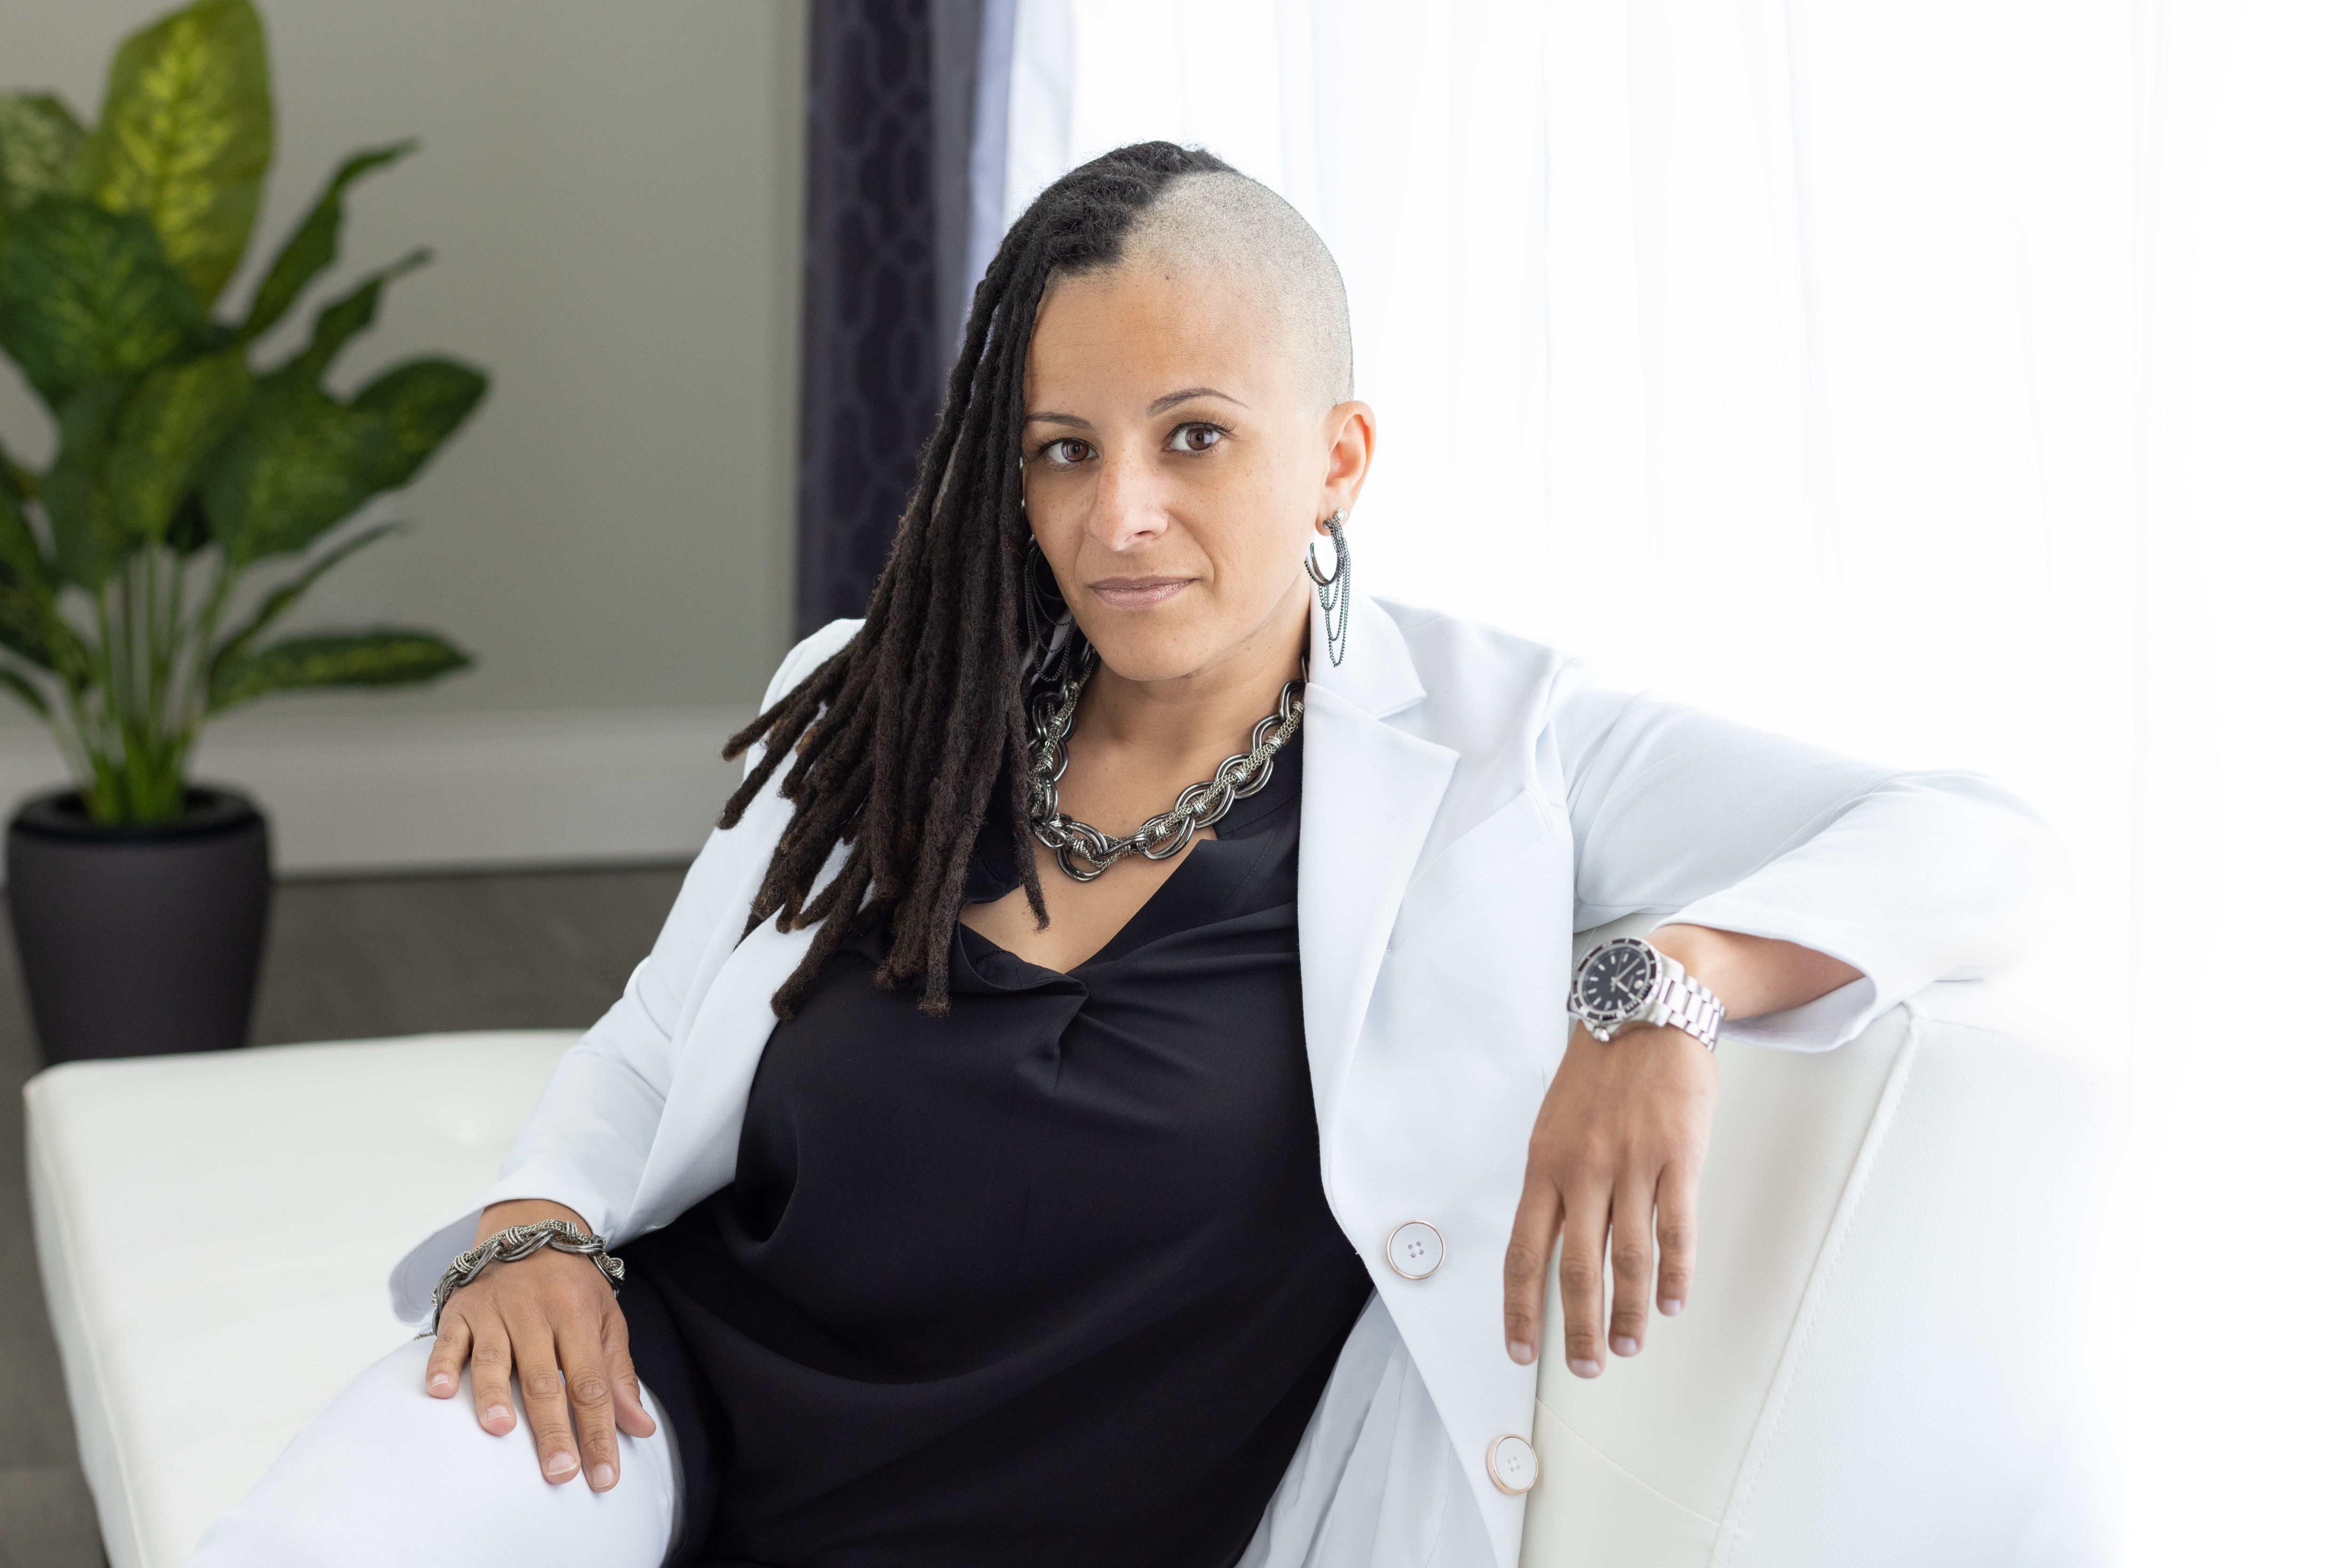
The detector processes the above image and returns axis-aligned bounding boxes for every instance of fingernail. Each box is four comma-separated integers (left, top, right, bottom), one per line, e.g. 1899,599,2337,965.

1507,1340,1536,1366
1569,1357,1602,1378
1660,1297,1684,1317
590,1464,615,1489
1612,1335,1639,1357
545,1451,577,1479
428,1373,454,1394
486,1404,513,1427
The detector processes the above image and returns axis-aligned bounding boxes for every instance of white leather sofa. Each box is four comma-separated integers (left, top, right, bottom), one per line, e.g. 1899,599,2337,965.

25,958,2106,1568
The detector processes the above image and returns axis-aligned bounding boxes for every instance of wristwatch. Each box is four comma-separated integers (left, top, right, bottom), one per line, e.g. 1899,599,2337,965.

1570,936,1726,1051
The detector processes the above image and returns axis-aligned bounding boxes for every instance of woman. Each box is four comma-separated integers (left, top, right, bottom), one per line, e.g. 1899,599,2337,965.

193,143,2042,1568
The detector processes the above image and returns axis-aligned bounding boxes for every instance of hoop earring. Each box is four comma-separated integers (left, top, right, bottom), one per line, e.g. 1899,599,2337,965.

1304,508,1351,667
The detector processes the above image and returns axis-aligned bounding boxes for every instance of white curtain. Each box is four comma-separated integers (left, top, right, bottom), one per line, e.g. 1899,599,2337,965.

1000,2,2352,1562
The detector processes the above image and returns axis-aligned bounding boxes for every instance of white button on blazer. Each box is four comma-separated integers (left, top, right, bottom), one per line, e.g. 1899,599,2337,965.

1385,1220,1445,1280
390,596,2047,1568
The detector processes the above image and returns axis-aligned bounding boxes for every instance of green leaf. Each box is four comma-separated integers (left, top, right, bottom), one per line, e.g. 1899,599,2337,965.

0,94,88,211
208,628,468,712
73,0,274,306
207,517,401,675
352,358,486,489
197,380,394,563
0,592,48,669
0,540,80,681
0,449,37,504
31,597,90,686
0,196,205,408
40,378,135,589
268,247,428,389
238,141,414,343
199,308,482,568
106,349,252,540
164,490,211,554
0,498,57,673
0,659,51,716
0,467,48,588
0,605,48,671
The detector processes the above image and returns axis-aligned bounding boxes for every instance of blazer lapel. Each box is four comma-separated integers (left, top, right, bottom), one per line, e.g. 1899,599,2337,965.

1297,600,1457,1130
620,839,840,1235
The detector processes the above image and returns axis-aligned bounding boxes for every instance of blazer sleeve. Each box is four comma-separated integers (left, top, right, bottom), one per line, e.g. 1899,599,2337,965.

1550,673,2053,1051
387,619,861,1323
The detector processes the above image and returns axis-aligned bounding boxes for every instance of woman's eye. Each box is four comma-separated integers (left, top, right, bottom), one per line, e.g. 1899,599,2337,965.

1040,438,1093,465
1168,423,1224,454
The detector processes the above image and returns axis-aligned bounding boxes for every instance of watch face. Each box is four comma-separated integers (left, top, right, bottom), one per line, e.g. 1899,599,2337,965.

1576,939,1659,1026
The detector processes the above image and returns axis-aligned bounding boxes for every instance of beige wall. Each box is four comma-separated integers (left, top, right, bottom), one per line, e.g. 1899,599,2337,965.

0,0,809,868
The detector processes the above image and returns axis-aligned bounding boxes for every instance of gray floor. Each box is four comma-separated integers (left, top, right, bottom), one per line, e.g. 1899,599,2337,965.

0,860,690,1568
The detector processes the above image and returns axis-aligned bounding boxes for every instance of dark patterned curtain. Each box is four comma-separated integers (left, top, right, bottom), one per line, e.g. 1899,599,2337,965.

795,0,1006,639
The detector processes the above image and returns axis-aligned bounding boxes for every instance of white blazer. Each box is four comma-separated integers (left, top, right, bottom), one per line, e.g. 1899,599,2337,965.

391,598,2045,1568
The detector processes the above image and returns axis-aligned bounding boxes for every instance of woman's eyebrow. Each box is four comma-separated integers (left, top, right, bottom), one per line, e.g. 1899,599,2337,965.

1025,388,1249,428
1148,386,1249,414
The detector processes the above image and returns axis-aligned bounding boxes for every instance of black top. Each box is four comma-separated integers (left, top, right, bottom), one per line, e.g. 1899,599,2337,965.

620,735,1373,1568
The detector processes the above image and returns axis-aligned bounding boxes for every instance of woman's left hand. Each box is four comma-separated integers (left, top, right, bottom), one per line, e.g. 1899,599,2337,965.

1502,923,1859,1374
1501,1016,1717,1376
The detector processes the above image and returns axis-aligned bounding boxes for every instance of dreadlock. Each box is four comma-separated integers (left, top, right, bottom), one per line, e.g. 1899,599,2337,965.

716,141,1239,1019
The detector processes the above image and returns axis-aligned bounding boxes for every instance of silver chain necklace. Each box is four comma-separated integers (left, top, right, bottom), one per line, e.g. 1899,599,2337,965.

1025,645,1307,882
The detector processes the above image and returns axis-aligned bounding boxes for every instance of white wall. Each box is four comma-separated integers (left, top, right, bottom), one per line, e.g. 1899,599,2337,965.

0,0,808,872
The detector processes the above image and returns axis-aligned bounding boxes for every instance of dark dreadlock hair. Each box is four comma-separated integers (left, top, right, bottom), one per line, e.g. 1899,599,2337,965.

716,141,1239,1020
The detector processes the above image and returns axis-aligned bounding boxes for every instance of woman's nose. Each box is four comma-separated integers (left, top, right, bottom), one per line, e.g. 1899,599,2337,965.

1088,446,1169,551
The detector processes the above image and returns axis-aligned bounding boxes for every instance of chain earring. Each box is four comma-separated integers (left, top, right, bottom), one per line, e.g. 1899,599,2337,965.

1304,508,1351,667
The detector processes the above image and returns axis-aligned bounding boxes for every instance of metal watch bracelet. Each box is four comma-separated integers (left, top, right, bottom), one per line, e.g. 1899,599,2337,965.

1653,967,1727,1051
427,1218,625,1335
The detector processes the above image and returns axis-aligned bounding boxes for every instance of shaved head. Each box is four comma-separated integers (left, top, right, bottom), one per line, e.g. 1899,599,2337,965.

1071,170,1355,409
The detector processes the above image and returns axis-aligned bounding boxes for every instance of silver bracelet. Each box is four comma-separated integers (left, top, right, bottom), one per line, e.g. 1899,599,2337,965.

427,1218,625,1335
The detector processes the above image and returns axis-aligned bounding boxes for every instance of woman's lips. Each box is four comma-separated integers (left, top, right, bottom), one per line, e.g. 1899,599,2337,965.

1089,576,1193,609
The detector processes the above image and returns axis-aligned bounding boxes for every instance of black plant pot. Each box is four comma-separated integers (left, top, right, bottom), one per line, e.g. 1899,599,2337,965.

7,784,272,1066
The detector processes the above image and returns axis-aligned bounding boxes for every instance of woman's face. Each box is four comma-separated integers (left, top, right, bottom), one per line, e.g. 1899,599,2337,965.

1021,260,1373,689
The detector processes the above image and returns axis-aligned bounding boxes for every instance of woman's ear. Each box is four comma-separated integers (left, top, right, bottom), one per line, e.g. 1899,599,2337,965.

1321,400,1377,522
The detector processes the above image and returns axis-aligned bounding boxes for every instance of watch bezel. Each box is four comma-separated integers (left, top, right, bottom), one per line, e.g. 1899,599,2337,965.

1573,937,1663,1034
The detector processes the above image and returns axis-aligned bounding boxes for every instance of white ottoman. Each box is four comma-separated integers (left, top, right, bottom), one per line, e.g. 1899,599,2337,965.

27,996,2106,1568
25,1031,577,1568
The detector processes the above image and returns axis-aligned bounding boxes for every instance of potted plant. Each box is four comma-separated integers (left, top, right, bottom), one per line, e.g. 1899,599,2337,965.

0,0,483,1064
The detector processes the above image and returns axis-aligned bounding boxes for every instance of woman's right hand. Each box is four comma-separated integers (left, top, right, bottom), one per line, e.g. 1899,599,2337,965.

422,1199,656,1490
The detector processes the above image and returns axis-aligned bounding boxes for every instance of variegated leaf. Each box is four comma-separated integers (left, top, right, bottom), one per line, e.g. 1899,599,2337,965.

0,196,203,408
0,93,87,212
107,349,252,540
239,141,413,342
198,379,393,563
209,628,468,712
73,0,273,305
267,247,426,389
353,357,487,489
